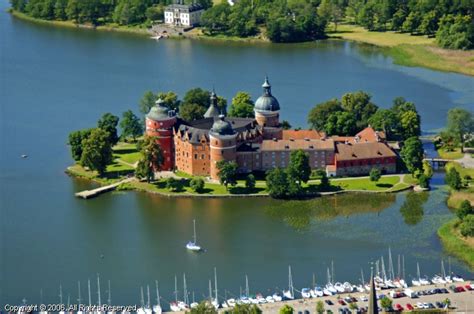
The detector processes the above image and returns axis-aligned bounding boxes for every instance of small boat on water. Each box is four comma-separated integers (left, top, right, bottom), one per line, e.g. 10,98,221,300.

169,302,181,312
272,293,282,302
153,281,162,314
343,282,353,292
186,219,202,251
300,288,311,298
282,266,295,300
334,282,345,293
265,295,275,303
452,274,464,282
311,286,324,298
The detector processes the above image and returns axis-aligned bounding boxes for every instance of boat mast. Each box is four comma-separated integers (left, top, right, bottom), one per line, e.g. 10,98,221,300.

441,260,446,278
193,220,197,244
417,262,421,281
375,261,380,278
360,269,365,285
88,279,92,307
155,280,161,307
77,281,82,304
183,274,189,305
214,267,218,303
208,280,212,302
448,257,452,275
288,265,294,297
140,287,145,308
192,291,195,304
40,289,44,305
388,247,394,280
331,261,335,284
59,284,64,305
397,255,401,279
97,274,101,307
402,255,405,280
381,256,387,282
245,275,249,297
174,276,178,303
326,267,331,285
107,280,112,305
312,273,316,288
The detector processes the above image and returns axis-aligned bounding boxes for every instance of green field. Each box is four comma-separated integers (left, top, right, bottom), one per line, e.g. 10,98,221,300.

328,24,474,76
330,176,401,191
437,147,465,160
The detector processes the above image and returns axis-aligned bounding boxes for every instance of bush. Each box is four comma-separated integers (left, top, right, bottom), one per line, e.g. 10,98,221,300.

457,200,473,220
459,215,474,237
245,174,256,189
190,177,205,193
369,168,381,182
279,305,294,314
446,167,462,190
418,174,430,189
165,177,182,192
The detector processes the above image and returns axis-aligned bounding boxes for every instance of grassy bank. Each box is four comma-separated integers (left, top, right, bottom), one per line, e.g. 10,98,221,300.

438,219,474,269
437,148,464,160
328,24,474,76
445,162,474,208
10,10,150,36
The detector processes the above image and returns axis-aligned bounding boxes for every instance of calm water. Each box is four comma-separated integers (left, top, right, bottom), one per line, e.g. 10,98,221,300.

1,0,474,307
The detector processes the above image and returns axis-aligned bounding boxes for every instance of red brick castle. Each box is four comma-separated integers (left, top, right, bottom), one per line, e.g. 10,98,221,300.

145,78,397,180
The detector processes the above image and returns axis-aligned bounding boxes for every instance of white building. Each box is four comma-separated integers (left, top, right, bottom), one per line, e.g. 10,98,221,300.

164,1,204,27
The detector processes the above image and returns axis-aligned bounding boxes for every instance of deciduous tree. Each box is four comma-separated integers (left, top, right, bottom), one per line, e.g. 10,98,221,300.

120,110,143,141
216,161,238,190
80,128,113,176
228,92,254,118
97,112,120,145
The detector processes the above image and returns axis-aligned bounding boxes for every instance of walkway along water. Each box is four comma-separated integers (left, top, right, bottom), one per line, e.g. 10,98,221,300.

75,177,135,199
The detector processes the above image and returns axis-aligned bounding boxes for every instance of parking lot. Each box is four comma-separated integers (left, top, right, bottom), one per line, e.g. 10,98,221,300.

256,282,474,313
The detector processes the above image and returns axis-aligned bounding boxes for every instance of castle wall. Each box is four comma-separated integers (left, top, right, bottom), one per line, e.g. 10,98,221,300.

146,117,176,171
174,137,210,176
209,135,237,180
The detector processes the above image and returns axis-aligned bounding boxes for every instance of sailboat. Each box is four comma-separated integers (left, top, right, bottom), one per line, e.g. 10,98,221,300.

211,268,220,309
96,274,105,314
77,282,84,314
59,284,66,314
106,281,115,314
190,291,199,309
137,287,146,314
186,219,202,251
282,266,294,300
178,274,189,310
153,281,162,314
40,289,48,314
412,262,422,286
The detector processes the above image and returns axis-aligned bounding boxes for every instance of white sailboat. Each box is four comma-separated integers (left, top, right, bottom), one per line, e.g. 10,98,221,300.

186,219,202,251
96,274,105,314
40,289,48,314
77,282,84,314
59,284,66,314
282,266,294,300
169,276,181,312
211,268,220,309
412,262,422,286
107,281,115,314
153,281,162,314
137,287,146,314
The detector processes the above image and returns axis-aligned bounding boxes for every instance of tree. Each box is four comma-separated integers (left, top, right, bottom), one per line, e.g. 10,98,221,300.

216,161,238,190
418,174,430,189
135,135,163,182
445,166,462,190
446,108,474,151
400,136,424,174
457,200,473,220
459,215,474,237
316,300,325,314
80,128,113,176
166,177,182,192
68,128,93,161
157,91,180,110
380,296,393,310
422,160,433,179
228,92,254,118
245,174,256,190
281,120,292,130
307,99,343,131
368,109,399,140
317,169,330,189
135,158,154,182
189,301,217,314
266,168,288,198
400,110,421,139
340,91,378,129
402,11,421,34
183,88,210,108
318,0,343,31
120,110,143,141
369,168,381,182
324,111,357,136
179,103,207,121
436,14,474,50
97,113,119,145
190,177,205,193
139,90,157,114
288,150,311,185
231,304,261,314
279,304,294,314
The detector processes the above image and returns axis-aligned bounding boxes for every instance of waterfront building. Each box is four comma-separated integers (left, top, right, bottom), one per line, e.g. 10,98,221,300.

145,77,398,180
164,0,204,27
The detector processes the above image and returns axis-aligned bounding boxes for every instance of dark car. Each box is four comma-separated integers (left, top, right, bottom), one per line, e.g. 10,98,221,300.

325,299,334,305
338,299,346,305
436,301,444,308
440,288,449,293
427,303,435,309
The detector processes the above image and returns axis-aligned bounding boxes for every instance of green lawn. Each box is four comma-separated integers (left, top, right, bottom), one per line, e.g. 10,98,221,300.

438,219,474,269
112,142,141,165
437,147,464,160
330,176,401,191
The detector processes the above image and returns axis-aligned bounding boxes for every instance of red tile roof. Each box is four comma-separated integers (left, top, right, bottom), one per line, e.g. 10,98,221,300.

335,142,396,161
282,129,326,140
261,138,335,151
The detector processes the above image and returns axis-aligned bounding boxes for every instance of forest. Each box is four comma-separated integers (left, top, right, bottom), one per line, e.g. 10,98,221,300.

9,0,474,47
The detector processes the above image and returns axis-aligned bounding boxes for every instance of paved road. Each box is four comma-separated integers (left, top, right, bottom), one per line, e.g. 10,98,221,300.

458,153,474,169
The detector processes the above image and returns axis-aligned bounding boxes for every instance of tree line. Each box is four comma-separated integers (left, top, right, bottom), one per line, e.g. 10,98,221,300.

321,0,473,49
200,0,327,42
10,0,211,26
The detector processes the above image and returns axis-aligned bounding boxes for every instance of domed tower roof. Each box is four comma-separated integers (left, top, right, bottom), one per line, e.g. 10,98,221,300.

255,76,280,112
147,98,170,121
210,115,235,136
204,89,221,118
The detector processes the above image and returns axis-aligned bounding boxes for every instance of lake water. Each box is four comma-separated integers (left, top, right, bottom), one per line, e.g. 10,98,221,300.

1,0,473,307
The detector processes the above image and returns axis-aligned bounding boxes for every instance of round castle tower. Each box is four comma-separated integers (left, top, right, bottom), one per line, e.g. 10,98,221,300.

254,76,280,127
209,115,237,180
145,98,177,171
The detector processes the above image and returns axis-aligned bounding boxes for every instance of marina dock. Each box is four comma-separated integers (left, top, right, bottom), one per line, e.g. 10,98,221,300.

75,177,135,199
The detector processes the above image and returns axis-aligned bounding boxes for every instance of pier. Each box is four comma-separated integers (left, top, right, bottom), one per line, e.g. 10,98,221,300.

75,177,135,199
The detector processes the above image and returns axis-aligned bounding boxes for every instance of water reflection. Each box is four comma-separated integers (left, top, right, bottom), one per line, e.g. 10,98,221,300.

266,193,396,230
399,192,430,225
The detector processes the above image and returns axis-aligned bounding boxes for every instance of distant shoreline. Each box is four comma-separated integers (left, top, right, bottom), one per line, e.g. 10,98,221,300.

9,9,474,76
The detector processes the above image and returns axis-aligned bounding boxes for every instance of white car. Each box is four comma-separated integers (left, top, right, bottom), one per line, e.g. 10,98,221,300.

359,295,368,302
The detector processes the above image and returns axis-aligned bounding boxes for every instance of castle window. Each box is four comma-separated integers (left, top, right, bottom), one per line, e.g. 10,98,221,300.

194,154,197,159
201,154,205,159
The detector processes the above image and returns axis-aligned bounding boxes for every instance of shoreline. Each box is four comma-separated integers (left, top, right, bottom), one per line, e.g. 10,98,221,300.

437,219,474,270
66,166,414,199
9,9,473,77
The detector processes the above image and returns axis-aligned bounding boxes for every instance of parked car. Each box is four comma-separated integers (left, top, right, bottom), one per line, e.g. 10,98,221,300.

359,295,368,302
435,301,444,308
456,286,466,292
338,299,346,305
464,284,473,291
325,300,334,305
440,288,449,293
406,303,414,310
394,304,404,311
